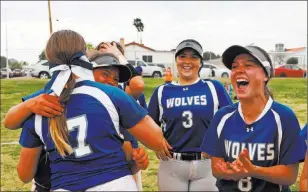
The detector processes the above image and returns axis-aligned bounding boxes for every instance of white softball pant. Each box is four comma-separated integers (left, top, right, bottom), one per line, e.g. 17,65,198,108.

54,175,137,191
158,158,218,191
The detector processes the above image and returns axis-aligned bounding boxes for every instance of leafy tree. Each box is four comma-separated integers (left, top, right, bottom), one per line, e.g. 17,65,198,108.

39,50,47,61
9,61,23,70
1,56,8,68
87,42,94,50
286,57,298,64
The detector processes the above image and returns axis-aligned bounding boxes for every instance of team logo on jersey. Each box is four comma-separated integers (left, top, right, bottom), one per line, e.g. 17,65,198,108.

183,87,188,91
246,126,254,132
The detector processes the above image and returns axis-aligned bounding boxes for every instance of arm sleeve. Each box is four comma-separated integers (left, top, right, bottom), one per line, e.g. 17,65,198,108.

200,109,225,158
111,88,148,129
147,87,161,126
19,115,44,148
279,108,306,165
120,128,139,148
212,79,233,108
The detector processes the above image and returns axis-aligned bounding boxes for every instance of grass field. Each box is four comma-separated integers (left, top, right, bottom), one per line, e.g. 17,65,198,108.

1,77,307,191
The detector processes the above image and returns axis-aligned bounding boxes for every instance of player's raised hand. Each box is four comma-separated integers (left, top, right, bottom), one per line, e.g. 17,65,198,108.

26,94,64,117
100,42,123,59
132,147,149,170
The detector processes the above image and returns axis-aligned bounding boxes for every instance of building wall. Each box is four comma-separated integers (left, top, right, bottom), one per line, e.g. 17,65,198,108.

125,45,177,73
269,48,307,69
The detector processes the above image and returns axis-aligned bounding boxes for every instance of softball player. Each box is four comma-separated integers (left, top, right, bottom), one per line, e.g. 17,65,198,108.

148,39,232,191
16,30,170,191
201,45,306,192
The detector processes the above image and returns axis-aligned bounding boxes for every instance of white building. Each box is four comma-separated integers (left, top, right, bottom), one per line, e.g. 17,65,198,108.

268,44,307,69
124,42,176,74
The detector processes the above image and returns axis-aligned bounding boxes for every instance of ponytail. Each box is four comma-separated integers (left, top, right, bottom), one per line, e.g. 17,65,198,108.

49,75,76,157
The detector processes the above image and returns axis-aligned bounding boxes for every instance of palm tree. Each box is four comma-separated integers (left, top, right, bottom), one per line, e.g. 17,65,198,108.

133,18,144,44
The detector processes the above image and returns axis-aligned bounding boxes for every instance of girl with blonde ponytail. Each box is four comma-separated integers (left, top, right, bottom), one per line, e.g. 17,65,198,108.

17,30,171,191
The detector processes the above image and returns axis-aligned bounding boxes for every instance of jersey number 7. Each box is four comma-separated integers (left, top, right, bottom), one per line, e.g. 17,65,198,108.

67,115,92,158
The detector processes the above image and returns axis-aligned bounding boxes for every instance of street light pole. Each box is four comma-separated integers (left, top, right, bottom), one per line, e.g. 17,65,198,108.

5,8,9,79
48,0,53,35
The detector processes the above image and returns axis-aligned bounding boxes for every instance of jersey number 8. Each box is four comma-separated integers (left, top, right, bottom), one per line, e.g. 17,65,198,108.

182,111,193,128
238,177,252,191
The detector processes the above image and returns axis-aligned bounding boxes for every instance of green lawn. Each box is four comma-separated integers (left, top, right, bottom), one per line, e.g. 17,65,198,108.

1,77,307,191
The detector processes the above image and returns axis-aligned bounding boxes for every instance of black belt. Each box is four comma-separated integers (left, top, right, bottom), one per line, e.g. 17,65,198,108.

170,151,204,161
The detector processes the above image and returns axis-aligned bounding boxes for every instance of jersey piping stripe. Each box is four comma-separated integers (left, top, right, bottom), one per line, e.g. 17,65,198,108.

203,80,219,115
271,109,283,192
238,97,273,124
217,110,236,138
35,114,45,146
72,85,122,138
157,85,165,122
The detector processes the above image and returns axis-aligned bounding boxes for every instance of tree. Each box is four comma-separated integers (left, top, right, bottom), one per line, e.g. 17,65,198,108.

9,61,22,70
87,42,94,50
39,50,47,61
273,53,285,65
286,57,298,64
133,18,144,44
202,51,221,61
1,56,7,68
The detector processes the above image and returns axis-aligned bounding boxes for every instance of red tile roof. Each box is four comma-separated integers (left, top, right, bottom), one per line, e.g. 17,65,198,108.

285,47,306,52
125,42,156,51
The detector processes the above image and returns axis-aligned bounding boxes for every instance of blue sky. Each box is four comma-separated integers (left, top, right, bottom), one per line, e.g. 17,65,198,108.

1,1,307,64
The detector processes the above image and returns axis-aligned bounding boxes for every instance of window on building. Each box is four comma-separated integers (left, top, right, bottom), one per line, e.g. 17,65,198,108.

142,55,153,63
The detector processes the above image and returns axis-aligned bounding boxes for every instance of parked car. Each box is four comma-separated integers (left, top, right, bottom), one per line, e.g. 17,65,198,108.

29,60,51,79
199,63,231,79
156,64,166,72
274,64,306,78
0,68,13,78
128,59,163,78
12,69,24,77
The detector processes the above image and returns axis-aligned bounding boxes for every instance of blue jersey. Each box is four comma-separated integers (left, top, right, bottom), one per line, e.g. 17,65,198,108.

148,78,232,152
20,80,147,191
300,124,307,150
201,98,306,192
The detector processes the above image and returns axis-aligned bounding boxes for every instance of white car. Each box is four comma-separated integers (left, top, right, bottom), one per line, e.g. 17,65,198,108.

29,60,52,79
128,59,163,78
199,63,231,79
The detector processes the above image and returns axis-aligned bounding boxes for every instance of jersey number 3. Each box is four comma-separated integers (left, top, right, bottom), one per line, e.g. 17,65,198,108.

67,115,92,158
182,111,193,128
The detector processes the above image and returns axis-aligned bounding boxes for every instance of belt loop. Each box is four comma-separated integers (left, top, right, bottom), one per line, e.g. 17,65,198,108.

178,153,181,160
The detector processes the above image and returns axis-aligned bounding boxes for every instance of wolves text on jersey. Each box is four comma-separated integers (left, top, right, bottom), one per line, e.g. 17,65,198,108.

166,95,207,109
224,139,275,161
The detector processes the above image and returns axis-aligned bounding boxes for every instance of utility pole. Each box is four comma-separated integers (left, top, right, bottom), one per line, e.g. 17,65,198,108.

48,0,53,35
5,8,9,79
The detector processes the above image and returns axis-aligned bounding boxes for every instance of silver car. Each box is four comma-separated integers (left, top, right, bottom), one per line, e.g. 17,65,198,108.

29,60,51,79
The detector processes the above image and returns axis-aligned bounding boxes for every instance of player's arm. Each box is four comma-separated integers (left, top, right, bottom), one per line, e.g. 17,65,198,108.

4,94,63,130
17,146,42,183
300,152,308,192
17,116,44,183
128,115,171,152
